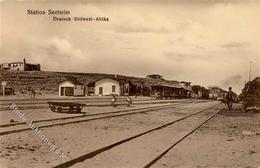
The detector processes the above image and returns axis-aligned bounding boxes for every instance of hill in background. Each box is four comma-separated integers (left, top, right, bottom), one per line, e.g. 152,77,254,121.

0,70,172,95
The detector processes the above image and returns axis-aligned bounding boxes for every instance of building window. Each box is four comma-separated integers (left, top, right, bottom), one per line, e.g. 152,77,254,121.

75,85,77,89
99,87,103,95
112,85,116,92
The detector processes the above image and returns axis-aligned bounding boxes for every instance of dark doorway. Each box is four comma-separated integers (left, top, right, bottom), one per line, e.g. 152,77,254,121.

99,87,103,95
61,87,65,96
60,87,74,96
65,87,74,96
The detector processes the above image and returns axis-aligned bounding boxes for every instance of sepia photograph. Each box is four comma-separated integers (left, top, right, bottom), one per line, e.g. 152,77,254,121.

0,0,259,167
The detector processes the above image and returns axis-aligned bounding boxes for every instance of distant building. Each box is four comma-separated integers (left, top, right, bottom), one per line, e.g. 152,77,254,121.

191,85,209,99
179,81,192,91
150,80,181,99
0,58,41,71
178,81,192,98
147,80,192,99
0,63,11,70
208,87,227,99
146,74,164,80
59,78,85,97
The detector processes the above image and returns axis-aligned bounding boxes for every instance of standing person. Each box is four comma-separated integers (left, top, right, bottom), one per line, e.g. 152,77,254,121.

111,94,117,108
31,89,36,99
126,96,132,107
226,87,234,111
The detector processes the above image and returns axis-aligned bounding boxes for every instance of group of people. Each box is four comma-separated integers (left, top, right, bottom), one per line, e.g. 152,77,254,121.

111,95,132,107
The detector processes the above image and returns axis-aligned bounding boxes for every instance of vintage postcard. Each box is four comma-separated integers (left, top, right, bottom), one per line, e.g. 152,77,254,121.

0,0,259,168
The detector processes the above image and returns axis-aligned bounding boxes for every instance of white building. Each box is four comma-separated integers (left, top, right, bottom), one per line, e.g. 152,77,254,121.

94,78,121,96
0,59,40,71
0,62,25,71
59,79,84,97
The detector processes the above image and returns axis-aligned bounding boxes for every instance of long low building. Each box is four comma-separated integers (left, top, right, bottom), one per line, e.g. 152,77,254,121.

149,80,191,99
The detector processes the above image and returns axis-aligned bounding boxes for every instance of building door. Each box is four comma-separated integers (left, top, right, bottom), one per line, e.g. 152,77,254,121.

99,87,103,95
65,87,74,96
61,87,65,96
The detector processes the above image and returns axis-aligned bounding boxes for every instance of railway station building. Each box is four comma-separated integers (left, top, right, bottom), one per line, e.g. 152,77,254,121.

150,81,182,99
87,78,123,96
58,78,85,97
145,79,191,99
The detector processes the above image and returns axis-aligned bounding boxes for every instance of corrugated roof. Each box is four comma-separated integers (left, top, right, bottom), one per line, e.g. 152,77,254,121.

149,79,181,88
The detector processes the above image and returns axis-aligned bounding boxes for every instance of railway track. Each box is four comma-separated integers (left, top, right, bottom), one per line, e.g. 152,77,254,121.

143,107,222,168
0,98,149,106
0,101,199,136
53,103,222,168
0,99,191,111
0,103,182,128
0,97,150,102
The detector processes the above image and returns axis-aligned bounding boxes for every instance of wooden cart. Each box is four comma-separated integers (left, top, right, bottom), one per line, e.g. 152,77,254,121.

47,102,86,113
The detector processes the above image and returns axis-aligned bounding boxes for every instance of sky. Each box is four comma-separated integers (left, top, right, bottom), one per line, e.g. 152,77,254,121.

0,0,259,93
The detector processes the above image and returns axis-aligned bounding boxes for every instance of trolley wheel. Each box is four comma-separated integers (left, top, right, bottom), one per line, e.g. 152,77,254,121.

57,107,62,113
50,105,56,112
69,106,74,112
76,106,81,113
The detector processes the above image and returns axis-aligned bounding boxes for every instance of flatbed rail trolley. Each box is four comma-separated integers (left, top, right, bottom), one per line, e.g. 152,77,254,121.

48,102,86,113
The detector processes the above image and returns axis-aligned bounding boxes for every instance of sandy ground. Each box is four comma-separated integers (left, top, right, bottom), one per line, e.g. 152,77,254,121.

152,105,260,168
0,102,259,168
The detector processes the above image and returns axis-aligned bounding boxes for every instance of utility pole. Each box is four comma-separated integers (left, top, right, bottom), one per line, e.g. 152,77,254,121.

249,61,252,82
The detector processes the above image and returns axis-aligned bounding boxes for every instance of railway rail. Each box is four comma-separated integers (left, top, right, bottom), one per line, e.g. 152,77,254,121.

53,103,222,168
0,99,195,111
0,98,148,106
0,103,182,128
143,107,222,168
0,101,200,136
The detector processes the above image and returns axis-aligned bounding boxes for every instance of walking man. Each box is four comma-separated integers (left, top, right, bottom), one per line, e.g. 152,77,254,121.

226,87,234,111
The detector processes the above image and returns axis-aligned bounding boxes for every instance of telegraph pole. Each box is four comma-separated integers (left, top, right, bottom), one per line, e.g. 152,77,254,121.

249,61,252,82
